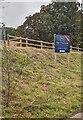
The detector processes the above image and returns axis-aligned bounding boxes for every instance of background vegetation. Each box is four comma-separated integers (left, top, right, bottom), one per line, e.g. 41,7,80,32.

5,2,83,48
16,2,82,48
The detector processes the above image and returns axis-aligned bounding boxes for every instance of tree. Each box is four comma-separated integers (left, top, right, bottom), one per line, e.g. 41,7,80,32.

6,27,16,36
2,47,16,107
16,2,81,47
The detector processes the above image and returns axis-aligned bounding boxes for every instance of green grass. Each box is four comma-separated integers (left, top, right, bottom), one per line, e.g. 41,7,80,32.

1,47,81,118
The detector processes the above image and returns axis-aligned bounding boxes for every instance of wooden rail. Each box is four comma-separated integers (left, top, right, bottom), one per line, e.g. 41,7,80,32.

7,34,83,51
7,34,54,49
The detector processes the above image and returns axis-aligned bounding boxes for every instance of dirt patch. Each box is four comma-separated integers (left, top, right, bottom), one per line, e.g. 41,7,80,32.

68,109,82,118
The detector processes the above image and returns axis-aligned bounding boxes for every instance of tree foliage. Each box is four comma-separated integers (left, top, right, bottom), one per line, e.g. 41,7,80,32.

6,27,16,36
16,2,82,47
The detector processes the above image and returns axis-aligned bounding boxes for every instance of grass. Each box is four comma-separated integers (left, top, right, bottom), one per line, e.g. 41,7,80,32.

0,47,81,118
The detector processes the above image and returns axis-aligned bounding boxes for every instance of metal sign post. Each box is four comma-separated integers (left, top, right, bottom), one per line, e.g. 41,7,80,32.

0,22,6,46
54,52,57,65
2,23,6,46
67,53,70,69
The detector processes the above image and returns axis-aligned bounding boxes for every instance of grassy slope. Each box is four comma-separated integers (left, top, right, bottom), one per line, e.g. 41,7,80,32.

1,47,81,118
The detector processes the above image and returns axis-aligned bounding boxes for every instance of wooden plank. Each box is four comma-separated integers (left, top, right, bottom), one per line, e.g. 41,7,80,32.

9,38,20,41
72,47,78,49
22,42,26,44
16,42,53,49
42,41,53,45
28,39,53,45
72,46,80,49
7,34,10,46
28,39,41,43
28,43,41,47
79,48,83,50
15,42,21,44
8,35,20,39
21,37,28,40
8,35,27,41
71,46,83,51
8,35,16,38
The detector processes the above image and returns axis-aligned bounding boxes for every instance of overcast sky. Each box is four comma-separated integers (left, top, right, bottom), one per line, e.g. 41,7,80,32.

0,0,81,28
0,1,51,28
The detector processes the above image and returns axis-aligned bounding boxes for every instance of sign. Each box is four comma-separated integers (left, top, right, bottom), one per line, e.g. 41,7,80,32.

54,34,70,53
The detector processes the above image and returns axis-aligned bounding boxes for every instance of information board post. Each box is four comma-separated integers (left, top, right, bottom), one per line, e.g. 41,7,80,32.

67,53,70,69
54,52,57,65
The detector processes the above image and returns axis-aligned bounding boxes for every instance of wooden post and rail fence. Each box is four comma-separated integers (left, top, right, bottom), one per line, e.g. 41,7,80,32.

6,34,83,52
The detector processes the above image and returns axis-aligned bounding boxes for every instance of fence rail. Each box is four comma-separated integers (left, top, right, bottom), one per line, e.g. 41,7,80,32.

6,34,83,51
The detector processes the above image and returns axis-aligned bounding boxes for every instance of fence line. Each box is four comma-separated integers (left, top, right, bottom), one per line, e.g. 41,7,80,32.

6,34,83,51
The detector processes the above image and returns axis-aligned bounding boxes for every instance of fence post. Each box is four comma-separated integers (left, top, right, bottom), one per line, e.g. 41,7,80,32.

7,34,10,46
20,37,22,47
41,41,43,49
70,46,72,51
52,43,54,49
78,47,79,52
26,38,28,47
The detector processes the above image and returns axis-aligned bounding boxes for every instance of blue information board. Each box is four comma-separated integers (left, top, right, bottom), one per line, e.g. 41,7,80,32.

54,34,70,53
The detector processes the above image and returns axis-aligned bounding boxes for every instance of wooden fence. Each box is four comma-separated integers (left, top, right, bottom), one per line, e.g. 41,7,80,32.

6,34,83,52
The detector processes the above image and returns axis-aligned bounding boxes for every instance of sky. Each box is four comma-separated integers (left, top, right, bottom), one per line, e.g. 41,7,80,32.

0,1,51,28
0,0,82,28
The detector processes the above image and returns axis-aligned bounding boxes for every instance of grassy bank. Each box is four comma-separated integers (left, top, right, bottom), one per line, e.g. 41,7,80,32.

1,47,81,118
